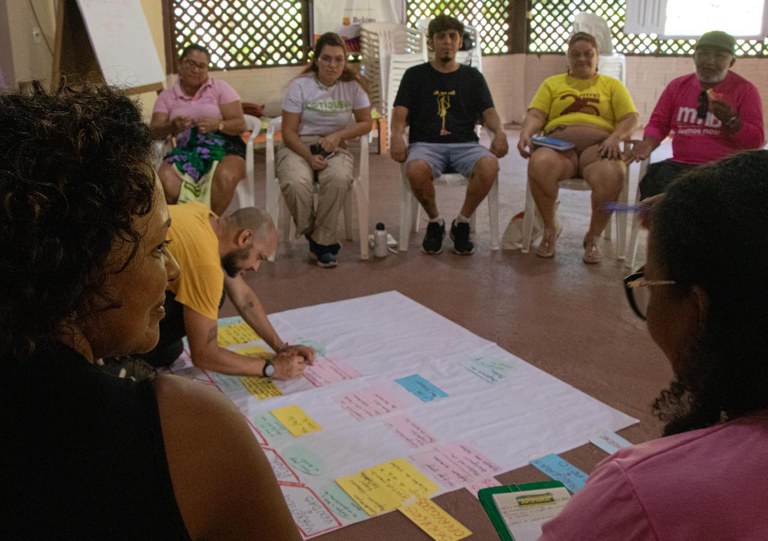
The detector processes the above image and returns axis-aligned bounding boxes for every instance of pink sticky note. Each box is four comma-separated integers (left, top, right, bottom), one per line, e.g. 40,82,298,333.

303,358,361,387
411,441,501,489
333,386,407,421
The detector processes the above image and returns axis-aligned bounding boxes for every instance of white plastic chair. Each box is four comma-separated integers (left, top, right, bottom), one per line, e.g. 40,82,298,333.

263,117,371,260
385,51,499,252
360,23,423,115
237,113,260,209
626,157,652,269
398,157,500,252
572,12,614,52
520,141,643,260
520,176,628,259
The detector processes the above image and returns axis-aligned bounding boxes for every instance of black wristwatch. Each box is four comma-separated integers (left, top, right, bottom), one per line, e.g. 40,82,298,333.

262,360,275,378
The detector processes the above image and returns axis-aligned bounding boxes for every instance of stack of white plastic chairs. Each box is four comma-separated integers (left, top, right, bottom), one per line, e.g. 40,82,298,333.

359,22,423,117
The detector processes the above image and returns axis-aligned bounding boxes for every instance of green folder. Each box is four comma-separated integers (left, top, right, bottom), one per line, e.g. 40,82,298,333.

478,481,569,541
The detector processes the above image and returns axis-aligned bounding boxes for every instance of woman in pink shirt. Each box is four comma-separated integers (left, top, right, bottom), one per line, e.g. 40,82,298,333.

539,150,768,539
151,44,247,215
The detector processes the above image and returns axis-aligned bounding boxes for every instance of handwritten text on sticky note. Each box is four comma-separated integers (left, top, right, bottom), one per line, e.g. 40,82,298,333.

218,322,262,347
336,458,439,516
399,497,472,541
271,405,321,437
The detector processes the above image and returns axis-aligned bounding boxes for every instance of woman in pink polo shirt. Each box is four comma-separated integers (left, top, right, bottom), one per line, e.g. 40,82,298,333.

539,150,768,539
151,44,247,215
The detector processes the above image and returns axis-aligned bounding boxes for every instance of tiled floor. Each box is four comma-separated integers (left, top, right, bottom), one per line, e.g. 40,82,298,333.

224,128,676,539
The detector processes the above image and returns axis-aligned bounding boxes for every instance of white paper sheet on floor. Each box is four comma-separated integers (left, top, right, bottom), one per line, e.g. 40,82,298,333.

167,291,637,539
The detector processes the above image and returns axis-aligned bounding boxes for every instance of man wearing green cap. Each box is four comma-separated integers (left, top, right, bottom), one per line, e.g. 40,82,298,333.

627,30,764,198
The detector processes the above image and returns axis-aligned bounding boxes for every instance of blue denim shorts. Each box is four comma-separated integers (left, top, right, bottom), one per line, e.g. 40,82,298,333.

406,142,493,179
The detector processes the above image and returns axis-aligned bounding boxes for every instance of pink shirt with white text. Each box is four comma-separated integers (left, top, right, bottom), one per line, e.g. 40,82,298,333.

644,71,764,164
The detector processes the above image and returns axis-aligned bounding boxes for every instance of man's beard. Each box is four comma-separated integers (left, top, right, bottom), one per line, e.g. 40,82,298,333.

221,247,250,277
697,68,728,84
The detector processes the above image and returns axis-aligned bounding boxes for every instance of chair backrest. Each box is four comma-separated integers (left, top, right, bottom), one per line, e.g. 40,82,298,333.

572,12,614,54
385,53,426,131
360,23,423,115
243,114,260,132
598,54,626,84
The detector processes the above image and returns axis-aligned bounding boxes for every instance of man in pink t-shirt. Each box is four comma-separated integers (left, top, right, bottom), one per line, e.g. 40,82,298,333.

628,31,764,198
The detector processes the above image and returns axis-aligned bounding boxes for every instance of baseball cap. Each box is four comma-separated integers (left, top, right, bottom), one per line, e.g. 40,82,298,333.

696,31,736,55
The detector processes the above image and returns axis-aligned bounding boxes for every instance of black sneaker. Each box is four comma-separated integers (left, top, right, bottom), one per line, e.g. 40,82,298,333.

450,220,474,255
308,237,339,268
421,220,445,254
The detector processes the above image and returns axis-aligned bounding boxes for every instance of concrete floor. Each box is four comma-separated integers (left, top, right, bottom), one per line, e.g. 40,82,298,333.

223,128,675,540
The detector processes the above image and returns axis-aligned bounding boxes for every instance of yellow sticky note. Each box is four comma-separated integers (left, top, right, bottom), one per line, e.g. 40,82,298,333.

336,458,440,516
235,345,273,359
270,405,321,436
399,497,472,541
218,322,261,347
240,376,282,399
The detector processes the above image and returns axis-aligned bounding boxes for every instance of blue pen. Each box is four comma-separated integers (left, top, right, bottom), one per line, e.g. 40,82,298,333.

601,202,650,213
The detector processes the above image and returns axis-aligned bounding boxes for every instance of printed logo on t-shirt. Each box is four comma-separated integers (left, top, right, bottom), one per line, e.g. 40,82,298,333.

560,93,600,116
433,90,456,135
306,99,352,113
675,106,723,136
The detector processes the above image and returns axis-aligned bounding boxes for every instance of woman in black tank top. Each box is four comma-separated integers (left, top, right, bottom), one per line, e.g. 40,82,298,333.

0,85,300,540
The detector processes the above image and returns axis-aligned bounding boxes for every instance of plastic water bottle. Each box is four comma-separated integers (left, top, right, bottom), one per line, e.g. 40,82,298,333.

374,222,388,258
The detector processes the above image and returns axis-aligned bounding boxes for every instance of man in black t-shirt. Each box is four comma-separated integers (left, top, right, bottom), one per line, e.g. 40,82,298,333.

390,14,508,255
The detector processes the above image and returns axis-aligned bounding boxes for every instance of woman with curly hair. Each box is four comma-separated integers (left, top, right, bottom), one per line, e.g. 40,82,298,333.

540,150,768,539
0,85,299,540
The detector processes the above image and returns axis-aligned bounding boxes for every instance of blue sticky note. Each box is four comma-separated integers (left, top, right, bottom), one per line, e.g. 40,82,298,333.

590,432,632,455
395,374,448,402
530,454,589,494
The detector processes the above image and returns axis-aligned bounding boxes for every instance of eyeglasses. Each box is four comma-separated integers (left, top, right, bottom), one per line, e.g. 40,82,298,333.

317,54,345,66
697,91,708,120
182,58,208,71
623,266,677,320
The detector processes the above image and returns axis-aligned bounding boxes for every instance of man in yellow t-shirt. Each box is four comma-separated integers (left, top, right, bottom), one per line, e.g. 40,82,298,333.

140,202,314,379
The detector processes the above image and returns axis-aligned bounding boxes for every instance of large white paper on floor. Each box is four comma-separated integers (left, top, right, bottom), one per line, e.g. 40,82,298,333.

167,291,636,538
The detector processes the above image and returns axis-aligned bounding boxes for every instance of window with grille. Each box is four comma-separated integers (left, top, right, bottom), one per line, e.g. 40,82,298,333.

529,0,768,57
405,1,513,55
166,0,310,70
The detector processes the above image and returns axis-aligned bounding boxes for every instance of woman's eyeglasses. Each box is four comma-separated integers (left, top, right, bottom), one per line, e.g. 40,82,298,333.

182,59,208,71
623,266,677,320
317,55,345,66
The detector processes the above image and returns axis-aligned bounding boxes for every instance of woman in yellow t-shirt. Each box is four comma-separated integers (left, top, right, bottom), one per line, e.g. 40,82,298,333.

517,32,639,263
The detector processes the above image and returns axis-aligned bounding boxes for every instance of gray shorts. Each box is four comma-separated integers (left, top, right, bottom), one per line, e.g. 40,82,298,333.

406,142,493,179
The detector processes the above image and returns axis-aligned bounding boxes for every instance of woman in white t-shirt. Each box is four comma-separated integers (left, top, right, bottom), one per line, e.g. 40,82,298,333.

277,33,372,268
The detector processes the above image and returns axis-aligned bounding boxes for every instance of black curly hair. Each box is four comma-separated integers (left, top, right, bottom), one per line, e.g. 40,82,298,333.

650,149,768,435
0,84,155,359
